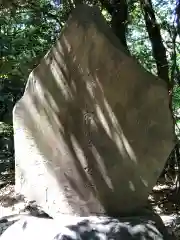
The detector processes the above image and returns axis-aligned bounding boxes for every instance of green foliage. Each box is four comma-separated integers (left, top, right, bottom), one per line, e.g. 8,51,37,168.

0,3,60,83
0,0,62,127
0,122,13,137
173,85,180,113
0,0,63,140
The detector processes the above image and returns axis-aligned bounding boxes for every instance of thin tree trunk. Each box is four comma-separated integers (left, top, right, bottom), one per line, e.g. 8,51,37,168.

99,0,129,51
111,0,128,49
73,0,83,5
176,0,180,37
139,0,169,87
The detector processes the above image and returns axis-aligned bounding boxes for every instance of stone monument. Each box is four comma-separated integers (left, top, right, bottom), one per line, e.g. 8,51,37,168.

13,4,175,218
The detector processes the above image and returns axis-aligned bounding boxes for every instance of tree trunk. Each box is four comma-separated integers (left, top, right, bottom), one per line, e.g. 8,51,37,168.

99,0,129,51
176,0,180,37
139,0,169,87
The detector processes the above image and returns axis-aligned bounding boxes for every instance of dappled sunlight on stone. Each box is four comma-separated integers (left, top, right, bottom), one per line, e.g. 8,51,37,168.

129,181,135,192
140,176,149,187
95,104,111,137
91,145,114,191
121,133,137,163
96,96,137,163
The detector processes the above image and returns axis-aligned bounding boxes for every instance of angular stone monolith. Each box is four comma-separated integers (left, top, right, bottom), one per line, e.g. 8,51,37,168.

13,4,175,218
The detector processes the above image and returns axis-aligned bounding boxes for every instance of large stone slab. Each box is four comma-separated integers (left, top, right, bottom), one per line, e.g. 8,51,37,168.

13,4,175,217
